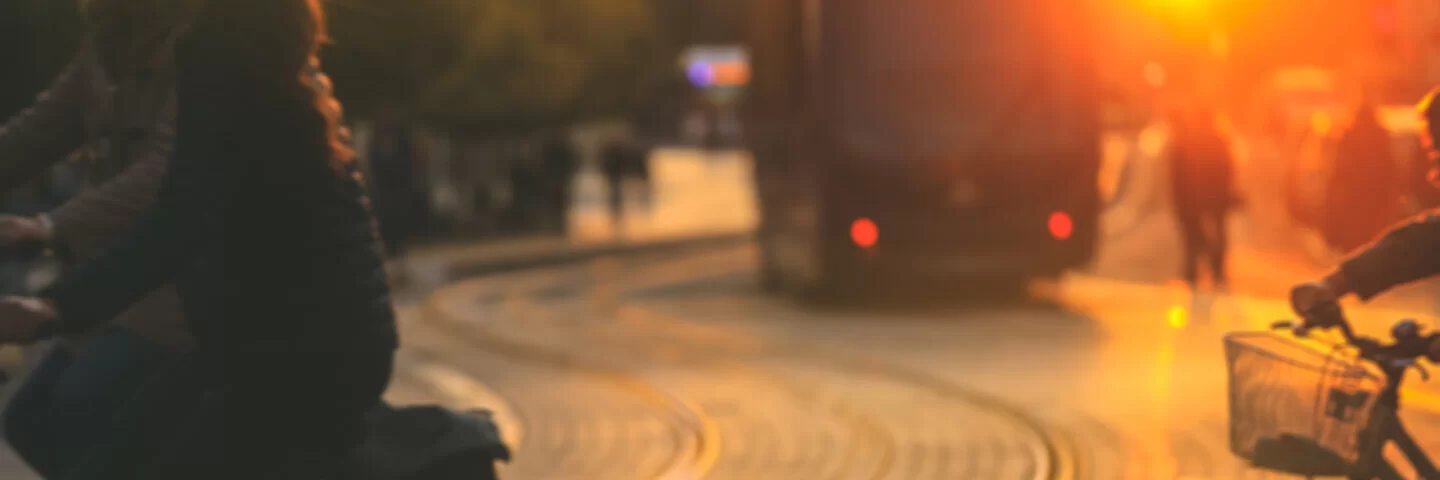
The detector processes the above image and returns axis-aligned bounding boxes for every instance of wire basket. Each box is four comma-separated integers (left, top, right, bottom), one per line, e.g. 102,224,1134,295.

1225,331,1384,476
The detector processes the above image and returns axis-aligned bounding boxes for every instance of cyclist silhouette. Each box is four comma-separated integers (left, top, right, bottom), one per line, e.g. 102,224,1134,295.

1290,88,1440,479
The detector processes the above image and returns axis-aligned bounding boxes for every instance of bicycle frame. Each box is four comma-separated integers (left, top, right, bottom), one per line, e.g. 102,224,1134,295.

1276,318,1440,479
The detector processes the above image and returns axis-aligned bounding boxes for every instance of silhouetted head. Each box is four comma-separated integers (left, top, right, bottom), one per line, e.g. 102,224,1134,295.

1393,319,1422,342
1350,101,1383,131
185,0,328,89
1356,101,1378,117
179,0,353,173
1173,105,1218,135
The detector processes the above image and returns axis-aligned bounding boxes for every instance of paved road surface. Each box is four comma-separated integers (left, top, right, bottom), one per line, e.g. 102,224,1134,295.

416,228,1440,479
10,129,1435,478
402,127,1440,479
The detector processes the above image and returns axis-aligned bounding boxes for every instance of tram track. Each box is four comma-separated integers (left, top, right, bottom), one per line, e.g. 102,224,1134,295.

424,250,1079,479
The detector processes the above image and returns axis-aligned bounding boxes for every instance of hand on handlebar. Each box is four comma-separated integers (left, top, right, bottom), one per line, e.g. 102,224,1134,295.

1290,282,1348,331
0,296,57,345
0,215,49,248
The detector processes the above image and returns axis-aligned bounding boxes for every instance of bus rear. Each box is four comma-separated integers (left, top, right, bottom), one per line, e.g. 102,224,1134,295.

751,0,1103,293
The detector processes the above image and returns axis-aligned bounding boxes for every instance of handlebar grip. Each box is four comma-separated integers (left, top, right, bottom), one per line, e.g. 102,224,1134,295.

1296,302,1361,345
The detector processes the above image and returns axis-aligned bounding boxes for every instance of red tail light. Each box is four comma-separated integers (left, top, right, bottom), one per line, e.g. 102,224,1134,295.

851,218,879,248
1048,212,1073,240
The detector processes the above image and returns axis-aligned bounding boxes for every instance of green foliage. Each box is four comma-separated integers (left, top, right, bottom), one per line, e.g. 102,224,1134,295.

324,0,479,120
325,0,661,134
0,0,658,135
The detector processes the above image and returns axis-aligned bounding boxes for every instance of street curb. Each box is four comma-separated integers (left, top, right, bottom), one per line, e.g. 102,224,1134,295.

444,232,754,279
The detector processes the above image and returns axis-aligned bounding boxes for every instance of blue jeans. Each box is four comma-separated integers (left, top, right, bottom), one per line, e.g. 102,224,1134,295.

2,327,181,478
64,350,392,480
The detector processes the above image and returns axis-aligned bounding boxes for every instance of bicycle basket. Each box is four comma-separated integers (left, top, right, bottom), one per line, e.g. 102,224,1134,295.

1224,331,1384,475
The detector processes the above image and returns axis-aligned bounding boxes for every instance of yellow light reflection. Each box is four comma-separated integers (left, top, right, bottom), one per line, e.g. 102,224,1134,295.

1148,314,1182,478
1167,305,1188,328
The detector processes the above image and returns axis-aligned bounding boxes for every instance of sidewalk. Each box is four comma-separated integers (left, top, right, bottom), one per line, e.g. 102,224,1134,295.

1077,127,1440,421
405,148,757,284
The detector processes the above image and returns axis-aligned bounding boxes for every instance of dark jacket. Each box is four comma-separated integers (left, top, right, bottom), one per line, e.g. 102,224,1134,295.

1169,123,1236,213
601,140,649,181
1329,211,1440,407
1338,209,1440,301
539,137,577,198
42,9,398,374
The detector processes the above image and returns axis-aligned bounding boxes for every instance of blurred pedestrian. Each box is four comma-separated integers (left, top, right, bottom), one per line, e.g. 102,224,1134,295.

0,1,397,478
1168,106,1237,289
1324,102,1401,253
0,0,202,476
602,134,656,236
538,129,577,235
505,145,542,233
601,137,632,236
365,118,423,260
682,111,707,147
627,136,654,209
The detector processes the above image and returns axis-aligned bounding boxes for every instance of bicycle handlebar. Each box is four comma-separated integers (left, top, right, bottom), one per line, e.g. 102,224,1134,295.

1279,304,1433,382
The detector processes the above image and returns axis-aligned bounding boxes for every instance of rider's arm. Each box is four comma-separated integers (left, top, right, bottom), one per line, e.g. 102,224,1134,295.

1330,210,1440,301
0,46,95,193
44,96,175,258
38,157,198,335
36,7,260,334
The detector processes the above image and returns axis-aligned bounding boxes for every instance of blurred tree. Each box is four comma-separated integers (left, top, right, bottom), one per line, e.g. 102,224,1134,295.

324,0,479,120
2,0,660,134
326,0,660,134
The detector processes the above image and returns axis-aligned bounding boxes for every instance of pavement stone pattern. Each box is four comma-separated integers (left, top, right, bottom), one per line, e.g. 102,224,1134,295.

427,265,1055,480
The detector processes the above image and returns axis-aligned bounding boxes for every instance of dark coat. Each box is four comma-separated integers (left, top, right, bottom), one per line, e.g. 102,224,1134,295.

1339,209,1440,301
1169,124,1236,214
539,137,577,196
42,7,397,374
